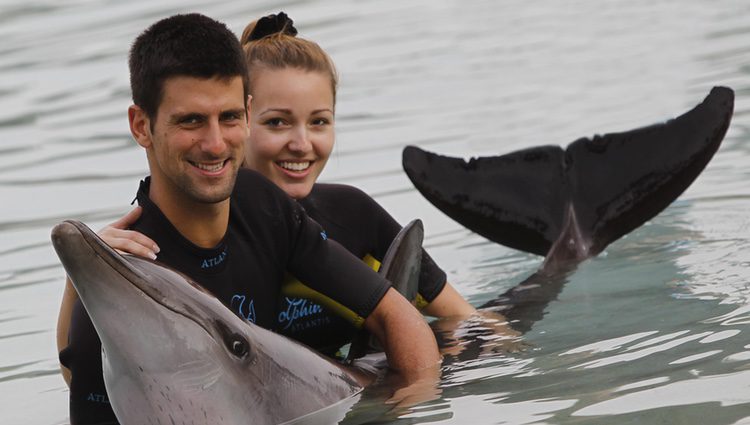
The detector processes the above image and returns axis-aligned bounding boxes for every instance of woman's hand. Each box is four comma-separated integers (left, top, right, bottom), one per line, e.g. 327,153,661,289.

432,310,528,358
98,206,159,259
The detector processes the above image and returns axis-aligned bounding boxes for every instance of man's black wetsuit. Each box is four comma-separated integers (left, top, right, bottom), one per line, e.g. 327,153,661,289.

59,169,391,425
276,183,447,354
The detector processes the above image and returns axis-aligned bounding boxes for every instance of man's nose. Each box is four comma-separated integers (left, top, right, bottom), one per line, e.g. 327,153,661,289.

200,120,226,156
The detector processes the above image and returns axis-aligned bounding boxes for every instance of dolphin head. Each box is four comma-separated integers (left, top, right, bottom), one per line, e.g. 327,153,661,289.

52,220,363,424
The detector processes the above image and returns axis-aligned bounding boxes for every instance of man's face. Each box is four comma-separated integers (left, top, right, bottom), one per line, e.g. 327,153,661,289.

138,76,248,206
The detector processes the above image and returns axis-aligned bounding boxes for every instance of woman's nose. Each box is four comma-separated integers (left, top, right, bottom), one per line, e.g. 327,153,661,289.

287,126,312,154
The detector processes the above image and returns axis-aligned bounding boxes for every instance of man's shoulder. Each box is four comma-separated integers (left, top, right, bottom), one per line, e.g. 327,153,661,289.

306,183,377,212
310,183,368,200
232,168,291,206
229,168,299,230
234,168,279,194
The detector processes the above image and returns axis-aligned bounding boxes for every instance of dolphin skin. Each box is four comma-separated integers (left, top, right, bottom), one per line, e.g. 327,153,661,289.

52,220,371,425
347,219,424,360
402,87,734,273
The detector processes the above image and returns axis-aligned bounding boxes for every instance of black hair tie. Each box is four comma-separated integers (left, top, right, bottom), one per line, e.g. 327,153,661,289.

248,12,298,41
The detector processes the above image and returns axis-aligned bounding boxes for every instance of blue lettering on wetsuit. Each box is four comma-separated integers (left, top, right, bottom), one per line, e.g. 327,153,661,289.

201,249,227,269
278,297,324,330
320,231,327,240
230,294,256,323
87,393,110,404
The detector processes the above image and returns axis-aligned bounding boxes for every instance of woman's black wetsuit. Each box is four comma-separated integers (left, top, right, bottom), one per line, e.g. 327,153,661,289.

275,183,447,355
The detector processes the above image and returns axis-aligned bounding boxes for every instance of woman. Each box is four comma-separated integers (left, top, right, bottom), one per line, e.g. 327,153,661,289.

237,12,477,354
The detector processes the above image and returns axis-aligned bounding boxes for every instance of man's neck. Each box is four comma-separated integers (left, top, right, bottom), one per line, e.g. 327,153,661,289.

148,180,230,249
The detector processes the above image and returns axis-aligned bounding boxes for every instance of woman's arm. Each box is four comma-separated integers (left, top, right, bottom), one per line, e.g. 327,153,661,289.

420,281,476,318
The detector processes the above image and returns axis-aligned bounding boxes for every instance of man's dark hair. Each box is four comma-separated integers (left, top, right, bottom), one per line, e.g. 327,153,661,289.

129,13,249,120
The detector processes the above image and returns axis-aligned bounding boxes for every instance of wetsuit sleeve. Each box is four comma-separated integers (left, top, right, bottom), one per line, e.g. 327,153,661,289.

60,300,119,424
352,187,448,303
285,202,391,327
232,170,392,327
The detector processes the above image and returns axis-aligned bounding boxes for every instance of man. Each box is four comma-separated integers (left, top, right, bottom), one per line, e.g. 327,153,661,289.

57,13,439,424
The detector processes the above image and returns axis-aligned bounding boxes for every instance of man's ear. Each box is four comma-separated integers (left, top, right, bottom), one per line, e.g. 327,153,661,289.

128,105,152,148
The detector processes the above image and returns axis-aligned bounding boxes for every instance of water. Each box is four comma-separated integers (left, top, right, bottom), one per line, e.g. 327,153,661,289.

1,0,749,424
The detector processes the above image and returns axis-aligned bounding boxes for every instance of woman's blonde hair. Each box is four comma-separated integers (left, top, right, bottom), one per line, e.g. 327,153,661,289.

240,13,338,102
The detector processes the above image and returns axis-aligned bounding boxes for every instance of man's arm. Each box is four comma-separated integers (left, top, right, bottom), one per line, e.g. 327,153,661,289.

56,277,77,386
363,287,441,379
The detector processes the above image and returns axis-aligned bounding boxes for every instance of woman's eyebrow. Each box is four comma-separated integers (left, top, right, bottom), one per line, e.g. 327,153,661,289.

259,108,292,116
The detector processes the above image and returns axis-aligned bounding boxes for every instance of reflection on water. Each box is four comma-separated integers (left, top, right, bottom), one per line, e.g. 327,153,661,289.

1,0,750,424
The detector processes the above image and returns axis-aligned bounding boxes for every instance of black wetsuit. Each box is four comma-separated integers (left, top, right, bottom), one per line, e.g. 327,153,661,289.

60,169,391,425
276,183,447,354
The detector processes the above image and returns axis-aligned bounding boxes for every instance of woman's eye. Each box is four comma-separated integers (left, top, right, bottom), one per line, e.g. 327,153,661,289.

311,118,330,126
264,118,286,128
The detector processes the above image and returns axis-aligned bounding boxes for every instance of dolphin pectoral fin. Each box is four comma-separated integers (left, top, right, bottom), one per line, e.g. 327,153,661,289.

378,219,423,303
403,86,734,264
347,220,424,362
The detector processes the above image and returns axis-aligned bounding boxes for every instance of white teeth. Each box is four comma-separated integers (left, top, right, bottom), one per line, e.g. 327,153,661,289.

193,161,224,172
279,161,310,172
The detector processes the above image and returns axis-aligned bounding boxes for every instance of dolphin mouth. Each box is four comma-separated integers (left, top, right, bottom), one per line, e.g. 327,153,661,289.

52,219,150,284
52,219,227,340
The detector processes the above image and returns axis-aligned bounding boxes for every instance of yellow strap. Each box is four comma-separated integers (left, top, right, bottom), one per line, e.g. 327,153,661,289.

281,253,428,328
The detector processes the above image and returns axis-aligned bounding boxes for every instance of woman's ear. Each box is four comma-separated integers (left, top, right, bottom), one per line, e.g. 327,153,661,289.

246,94,253,125
128,105,153,148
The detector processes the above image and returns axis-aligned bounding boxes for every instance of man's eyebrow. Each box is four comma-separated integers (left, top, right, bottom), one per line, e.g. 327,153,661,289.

168,112,204,123
222,108,247,117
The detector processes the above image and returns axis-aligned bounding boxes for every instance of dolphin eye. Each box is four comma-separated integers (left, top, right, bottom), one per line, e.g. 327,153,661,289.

230,337,248,357
214,321,251,359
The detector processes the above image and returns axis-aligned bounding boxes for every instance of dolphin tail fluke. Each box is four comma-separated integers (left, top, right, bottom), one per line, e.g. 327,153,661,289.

347,220,423,361
403,86,734,270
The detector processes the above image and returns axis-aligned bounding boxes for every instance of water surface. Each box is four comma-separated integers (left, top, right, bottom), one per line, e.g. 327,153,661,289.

1,0,749,424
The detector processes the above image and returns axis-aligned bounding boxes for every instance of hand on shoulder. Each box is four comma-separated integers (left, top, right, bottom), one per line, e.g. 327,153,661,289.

98,206,159,260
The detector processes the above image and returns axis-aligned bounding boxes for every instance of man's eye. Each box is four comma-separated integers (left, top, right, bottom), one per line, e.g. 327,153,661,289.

179,115,202,125
221,112,242,122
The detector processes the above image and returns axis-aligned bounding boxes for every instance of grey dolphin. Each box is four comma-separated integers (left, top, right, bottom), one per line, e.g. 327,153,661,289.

403,86,734,273
52,220,373,424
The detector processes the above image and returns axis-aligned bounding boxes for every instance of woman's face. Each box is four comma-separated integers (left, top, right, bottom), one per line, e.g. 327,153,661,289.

245,67,335,199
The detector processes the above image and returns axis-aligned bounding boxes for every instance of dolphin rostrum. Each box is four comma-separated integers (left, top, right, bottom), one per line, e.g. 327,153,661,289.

52,220,377,424
402,86,734,274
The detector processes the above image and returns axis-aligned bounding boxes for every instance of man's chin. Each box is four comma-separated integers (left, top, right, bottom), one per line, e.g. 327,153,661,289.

182,176,237,204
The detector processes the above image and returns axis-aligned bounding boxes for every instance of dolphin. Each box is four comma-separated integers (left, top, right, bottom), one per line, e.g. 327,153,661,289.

346,219,424,361
52,218,427,424
403,87,734,335
52,220,380,424
402,86,734,274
